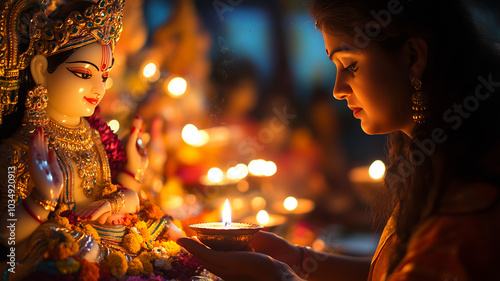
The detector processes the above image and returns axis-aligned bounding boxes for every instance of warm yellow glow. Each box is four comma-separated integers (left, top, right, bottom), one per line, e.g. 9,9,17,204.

167,77,187,97
251,196,266,210
248,159,266,176
105,77,114,89
263,161,277,176
233,198,244,210
143,62,157,78
199,130,210,146
256,210,269,225
369,160,386,180
284,196,298,211
207,168,224,183
222,199,232,227
182,124,208,147
237,180,249,192
227,163,249,180
108,119,120,133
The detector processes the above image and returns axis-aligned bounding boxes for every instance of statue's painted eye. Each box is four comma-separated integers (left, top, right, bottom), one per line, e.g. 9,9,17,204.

102,72,109,83
67,67,92,79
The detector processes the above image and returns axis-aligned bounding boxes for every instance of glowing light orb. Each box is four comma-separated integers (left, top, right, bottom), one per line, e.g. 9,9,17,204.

369,160,386,180
182,124,208,147
108,119,120,133
207,167,224,183
143,62,157,78
284,196,298,211
256,210,269,225
167,77,187,97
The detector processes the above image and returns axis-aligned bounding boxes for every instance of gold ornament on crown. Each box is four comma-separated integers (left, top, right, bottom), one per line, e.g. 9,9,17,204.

0,0,125,125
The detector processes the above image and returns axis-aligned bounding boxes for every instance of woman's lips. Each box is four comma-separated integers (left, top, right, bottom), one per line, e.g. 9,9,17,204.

84,97,99,105
351,108,362,118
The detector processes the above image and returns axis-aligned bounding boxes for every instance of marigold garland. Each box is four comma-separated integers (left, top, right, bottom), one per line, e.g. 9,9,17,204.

55,258,80,275
45,232,79,260
77,258,100,281
123,232,142,254
106,251,128,278
127,258,144,276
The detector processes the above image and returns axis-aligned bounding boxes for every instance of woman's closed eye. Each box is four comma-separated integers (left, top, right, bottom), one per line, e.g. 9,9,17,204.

67,67,92,79
344,62,358,74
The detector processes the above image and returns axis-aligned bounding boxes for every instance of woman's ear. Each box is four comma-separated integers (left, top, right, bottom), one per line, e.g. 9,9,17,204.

30,55,49,86
404,37,428,78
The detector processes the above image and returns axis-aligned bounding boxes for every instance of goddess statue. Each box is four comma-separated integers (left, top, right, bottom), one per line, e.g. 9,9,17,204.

0,0,192,280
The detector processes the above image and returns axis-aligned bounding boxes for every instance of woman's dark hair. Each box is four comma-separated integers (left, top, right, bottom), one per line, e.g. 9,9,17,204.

0,0,96,139
311,0,500,275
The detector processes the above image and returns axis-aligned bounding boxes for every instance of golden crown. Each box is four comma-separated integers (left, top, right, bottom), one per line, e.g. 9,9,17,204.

0,0,125,125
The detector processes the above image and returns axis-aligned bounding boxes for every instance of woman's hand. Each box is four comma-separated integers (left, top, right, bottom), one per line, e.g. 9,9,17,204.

76,200,112,224
28,127,63,201
177,237,303,281
250,231,302,273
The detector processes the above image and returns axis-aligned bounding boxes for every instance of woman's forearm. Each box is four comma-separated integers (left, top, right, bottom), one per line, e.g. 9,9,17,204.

304,249,371,281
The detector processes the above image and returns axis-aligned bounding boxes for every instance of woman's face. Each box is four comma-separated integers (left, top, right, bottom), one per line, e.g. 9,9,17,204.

45,43,112,124
322,31,414,135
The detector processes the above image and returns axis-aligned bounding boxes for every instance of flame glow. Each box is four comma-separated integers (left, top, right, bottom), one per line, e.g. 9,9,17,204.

284,196,298,211
222,199,232,227
256,210,269,225
182,124,209,147
108,119,120,133
207,168,223,183
167,77,187,97
369,160,386,180
227,163,249,180
143,63,157,78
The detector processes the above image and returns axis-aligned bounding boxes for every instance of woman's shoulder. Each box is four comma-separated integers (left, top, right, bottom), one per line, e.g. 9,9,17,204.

437,181,499,215
387,182,500,281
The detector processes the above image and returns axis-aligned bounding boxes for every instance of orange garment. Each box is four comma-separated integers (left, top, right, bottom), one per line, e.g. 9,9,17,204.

368,183,500,281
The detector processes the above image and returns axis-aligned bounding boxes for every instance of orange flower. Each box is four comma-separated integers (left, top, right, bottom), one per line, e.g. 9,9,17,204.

126,258,144,276
106,251,128,278
77,258,100,281
123,232,142,254
144,203,165,220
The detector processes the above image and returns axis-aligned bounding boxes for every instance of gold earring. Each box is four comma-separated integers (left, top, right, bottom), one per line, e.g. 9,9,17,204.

411,75,427,124
23,85,49,127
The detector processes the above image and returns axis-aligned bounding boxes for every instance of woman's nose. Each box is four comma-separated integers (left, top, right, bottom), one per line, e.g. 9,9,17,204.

332,76,351,100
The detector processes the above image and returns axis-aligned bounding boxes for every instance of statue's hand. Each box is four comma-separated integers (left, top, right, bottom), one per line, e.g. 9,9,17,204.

76,200,112,224
105,213,126,225
124,116,149,178
28,127,63,201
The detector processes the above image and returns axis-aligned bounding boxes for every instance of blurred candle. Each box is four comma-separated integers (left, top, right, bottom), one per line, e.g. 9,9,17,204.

256,210,270,225
284,196,298,211
167,77,187,97
368,160,386,180
207,168,224,183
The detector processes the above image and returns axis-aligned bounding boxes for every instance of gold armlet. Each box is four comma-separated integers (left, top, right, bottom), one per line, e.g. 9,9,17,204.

106,191,125,214
30,189,57,212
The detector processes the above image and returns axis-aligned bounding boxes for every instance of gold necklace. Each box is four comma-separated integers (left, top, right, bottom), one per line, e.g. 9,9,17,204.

46,118,99,197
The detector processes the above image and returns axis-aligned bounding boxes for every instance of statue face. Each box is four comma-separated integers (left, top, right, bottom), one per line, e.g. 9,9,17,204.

44,43,113,124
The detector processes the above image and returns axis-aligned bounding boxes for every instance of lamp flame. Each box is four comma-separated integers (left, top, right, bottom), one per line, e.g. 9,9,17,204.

222,199,232,227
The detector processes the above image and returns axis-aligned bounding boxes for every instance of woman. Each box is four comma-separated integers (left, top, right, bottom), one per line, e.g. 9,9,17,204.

178,0,500,280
